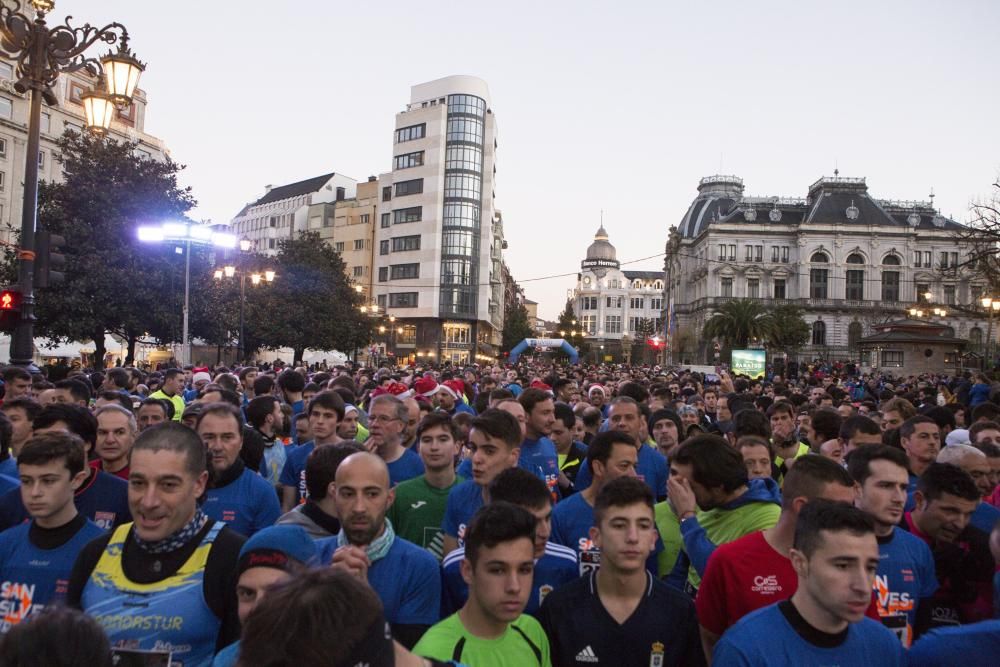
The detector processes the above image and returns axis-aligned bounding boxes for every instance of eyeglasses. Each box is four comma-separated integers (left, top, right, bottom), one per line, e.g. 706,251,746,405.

369,415,400,424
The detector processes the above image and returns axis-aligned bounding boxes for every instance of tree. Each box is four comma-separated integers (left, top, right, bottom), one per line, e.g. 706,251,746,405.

554,299,588,359
702,299,772,350
633,317,656,364
764,305,810,352
7,132,197,367
251,232,373,364
502,300,533,353
955,180,1000,291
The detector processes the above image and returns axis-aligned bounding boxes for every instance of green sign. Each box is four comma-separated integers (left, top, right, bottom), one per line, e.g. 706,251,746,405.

732,349,766,379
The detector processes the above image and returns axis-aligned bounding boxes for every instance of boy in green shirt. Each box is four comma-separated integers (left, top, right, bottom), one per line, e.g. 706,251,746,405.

388,413,464,560
414,502,552,667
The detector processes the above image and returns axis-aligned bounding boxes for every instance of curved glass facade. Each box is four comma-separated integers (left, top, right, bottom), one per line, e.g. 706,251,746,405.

440,94,486,318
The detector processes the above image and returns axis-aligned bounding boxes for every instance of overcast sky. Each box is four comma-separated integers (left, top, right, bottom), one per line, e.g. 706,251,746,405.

57,0,1000,319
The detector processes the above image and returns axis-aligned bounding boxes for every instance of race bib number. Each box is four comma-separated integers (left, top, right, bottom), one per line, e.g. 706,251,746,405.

880,614,910,647
580,549,601,577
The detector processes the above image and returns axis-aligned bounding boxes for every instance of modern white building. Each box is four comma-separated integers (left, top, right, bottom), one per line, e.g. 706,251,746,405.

372,75,504,364
230,172,358,254
664,174,988,367
0,57,169,245
571,226,665,361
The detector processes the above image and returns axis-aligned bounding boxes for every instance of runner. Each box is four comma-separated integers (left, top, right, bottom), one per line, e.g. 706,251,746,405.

276,442,362,539
369,395,425,486
415,502,552,666
279,390,346,511
712,501,905,665
539,477,704,667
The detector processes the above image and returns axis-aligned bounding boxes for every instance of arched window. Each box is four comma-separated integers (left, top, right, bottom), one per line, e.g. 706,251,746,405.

654,281,664,290
942,326,955,338
848,321,863,351
810,252,829,263
882,255,901,266
970,327,984,352
846,253,865,264
812,320,826,346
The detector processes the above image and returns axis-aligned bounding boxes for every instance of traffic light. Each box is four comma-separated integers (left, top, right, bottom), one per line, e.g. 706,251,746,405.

34,230,66,288
0,287,21,333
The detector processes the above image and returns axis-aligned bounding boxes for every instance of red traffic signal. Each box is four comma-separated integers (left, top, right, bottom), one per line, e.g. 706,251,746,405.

0,288,21,311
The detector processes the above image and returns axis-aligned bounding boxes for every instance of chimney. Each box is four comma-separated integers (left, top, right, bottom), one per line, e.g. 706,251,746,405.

368,175,377,182
264,184,273,194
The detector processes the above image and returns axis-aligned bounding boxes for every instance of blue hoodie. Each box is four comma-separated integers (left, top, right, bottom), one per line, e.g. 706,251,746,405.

668,477,782,592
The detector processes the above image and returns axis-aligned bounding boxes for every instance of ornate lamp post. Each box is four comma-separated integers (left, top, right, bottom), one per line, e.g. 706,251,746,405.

214,237,275,364
1,0,145,368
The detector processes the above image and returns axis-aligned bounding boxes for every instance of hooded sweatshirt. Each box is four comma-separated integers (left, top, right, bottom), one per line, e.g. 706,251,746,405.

678,477,782,590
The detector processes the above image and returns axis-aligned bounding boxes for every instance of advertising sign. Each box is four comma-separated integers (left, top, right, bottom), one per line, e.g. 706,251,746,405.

731,349,766,379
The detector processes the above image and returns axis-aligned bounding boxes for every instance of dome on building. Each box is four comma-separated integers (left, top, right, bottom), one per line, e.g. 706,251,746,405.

584,225,619,268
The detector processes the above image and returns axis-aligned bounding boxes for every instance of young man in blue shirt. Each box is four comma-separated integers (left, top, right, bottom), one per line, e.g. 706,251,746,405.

0,432,104,632
713,501,905,666
848,445,937,647
279,390,346,511
442,467,577,617
441,409,523,558
514,388,561,502
198,403,281,538
318,451,440,650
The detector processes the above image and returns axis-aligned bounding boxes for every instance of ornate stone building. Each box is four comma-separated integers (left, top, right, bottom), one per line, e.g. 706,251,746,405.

663,174,988,367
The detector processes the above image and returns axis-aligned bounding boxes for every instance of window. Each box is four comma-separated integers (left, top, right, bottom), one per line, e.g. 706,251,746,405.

394,179,423,197
847,253,865,264
382,186,392,202
774,279,786,299
810,252,829,263
810,269,828,299
812,321,826,346
970,327,984,352
353,239,365,251
269,216,277,227
0,97,11,119
882,254,901,266
944,285,956,305
747,279,759,299
950,252,958,268
629,317,642,332
718,244,726,261
388,292,419,308
335,241,345,252
352,266,363,278
442,230,474,255
923,251,931,267
442,259,472,284
390,263,420,280
582,315,597,333
445,145,483,172
881,271,900,302
444,173,480,200
605,296,622,309
392,235,421,252
848,322,863,351
268,239,275,249
378,267,388,282
393,151,424,170
398,325,416,344
771,246,779,262
882,351,904,367
582,296,598,310
754,245,763,262
37,151,44,169
781,246,789,263
649,298,663,310
605,315,622,334
0,172,4,191
0,138,6,158
630,297,644,309
381,213,390,228
40,112,50,134
916,284,930,302
395,123,426,143
0,62,11,80
939,252,948,269
359,214,370,225
393,207,422,224
377,295,387,310
914,251,923,268
745,245,753,262
846,270,864,300
379,240,389,255
721,277,733,297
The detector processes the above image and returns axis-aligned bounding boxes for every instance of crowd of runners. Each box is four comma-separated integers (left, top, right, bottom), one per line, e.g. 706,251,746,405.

0,358,996,666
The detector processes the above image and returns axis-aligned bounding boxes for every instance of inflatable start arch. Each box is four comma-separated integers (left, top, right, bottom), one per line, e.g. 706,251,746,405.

508,338,579,364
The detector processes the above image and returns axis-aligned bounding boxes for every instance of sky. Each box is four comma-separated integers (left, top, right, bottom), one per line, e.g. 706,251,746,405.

56,0,1000,319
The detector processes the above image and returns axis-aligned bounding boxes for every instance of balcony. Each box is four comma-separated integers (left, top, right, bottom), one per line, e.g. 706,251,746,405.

674,296,909,315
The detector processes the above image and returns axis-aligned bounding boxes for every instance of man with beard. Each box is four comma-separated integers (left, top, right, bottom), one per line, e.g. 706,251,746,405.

649,408,683,460
318,452,440,649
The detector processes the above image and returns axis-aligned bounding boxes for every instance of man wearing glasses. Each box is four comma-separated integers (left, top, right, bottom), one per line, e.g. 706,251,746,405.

368,395,425,487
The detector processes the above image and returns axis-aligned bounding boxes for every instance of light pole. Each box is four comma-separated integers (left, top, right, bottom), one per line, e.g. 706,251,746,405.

981,297,1000,370
214,239,275,364
137,222,238,365
2,0,146,369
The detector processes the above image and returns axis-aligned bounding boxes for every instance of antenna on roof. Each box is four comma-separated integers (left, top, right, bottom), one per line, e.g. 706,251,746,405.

929,188,935,210
834,167,840,178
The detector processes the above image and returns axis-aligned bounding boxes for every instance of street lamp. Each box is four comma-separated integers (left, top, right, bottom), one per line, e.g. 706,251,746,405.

214,242,275,364
137,222,237,365
3,0,145,369
982,298,1000,368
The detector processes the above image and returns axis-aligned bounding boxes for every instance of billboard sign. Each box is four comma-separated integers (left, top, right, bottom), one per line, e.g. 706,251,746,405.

731,349,766,379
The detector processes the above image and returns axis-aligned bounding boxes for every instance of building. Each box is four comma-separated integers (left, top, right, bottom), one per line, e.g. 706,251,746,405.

372,75,504,365
230,172,358,254
857,319,966,375
318,177,379,299
0,57,169,244
571,225,665,361
664,173,989,366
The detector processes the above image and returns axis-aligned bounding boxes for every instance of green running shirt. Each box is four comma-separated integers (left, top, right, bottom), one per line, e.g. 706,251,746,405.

414,612,551,667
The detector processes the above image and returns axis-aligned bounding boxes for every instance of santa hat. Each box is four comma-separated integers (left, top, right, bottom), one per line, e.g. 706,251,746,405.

444,379,466,398
588,385,606,396
530,380,553,392
413,376,440,397
192,371,212,385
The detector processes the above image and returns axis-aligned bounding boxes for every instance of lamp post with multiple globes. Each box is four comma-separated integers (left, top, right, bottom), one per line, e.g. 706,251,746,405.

213,237,276,363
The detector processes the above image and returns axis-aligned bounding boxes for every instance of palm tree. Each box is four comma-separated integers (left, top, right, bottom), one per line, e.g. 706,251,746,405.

702,299,773,350
765,305,810,353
